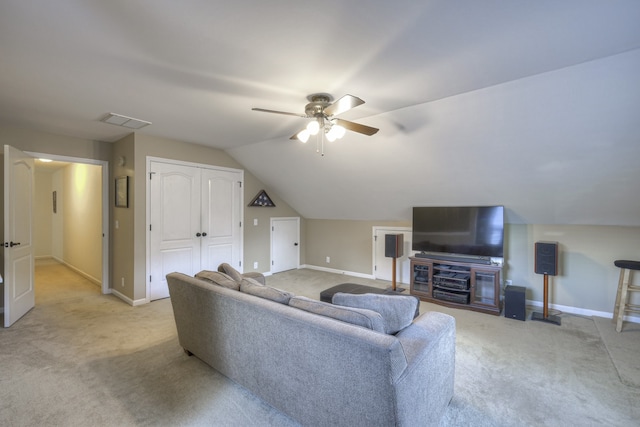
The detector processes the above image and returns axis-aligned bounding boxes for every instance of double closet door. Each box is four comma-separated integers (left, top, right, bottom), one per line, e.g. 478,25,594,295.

149,160,243,300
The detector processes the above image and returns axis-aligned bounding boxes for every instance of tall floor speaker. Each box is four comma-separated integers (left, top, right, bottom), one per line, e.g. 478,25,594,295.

385,234,404,292
532,241,561,325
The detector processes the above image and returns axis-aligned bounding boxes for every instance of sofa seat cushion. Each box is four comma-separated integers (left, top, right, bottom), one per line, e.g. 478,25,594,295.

332,293,418,334
240,278,293,304
195,270,239,290
289,296,385,333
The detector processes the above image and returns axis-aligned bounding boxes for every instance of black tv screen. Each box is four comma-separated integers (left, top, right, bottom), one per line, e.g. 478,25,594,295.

412,206,504,258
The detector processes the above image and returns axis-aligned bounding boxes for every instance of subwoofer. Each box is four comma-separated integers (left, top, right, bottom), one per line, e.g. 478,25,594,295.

504,285,526,321
385,234,404,258
535,241,558,276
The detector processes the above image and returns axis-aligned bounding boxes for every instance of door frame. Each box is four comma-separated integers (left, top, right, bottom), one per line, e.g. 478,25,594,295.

270,217,300,274
27,152,110,294
372,226,412,284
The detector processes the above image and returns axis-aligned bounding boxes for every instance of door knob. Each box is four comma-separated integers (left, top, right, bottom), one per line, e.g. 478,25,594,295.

202,232,207,237
196,233,202,237
9,241,21,247
294,242,299,246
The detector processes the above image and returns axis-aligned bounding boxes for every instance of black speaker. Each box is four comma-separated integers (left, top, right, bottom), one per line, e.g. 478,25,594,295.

385,234,404,258
535,241,558,276
504,285,526,321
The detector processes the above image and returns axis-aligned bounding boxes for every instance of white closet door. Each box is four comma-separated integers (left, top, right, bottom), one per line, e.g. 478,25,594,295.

200,168,242,272
149,162,201,300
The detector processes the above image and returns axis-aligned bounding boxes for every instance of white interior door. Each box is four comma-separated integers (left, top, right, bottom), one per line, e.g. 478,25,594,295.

373,227,412,285
200,168,242,272
271,217,299,274
149,162,201,300
4,145,35,327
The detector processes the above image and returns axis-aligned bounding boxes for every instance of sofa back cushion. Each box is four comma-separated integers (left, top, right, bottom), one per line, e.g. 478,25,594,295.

195,270,239,290
332,293,418,334
240,278,293,304
289,296,385,333
217,263,243,282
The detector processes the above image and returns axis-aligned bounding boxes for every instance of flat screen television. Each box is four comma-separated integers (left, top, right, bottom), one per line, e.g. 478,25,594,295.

412,206,504,259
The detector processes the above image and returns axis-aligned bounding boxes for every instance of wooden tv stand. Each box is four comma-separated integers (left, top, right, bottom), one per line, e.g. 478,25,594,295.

410,256,502,315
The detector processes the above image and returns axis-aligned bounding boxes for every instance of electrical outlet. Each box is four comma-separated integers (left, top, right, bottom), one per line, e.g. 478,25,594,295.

253,262,258,269
121,277,125,288
326,256,330,263
253,218,258,226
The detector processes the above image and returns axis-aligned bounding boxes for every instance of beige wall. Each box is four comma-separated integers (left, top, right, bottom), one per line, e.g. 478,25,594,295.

111,134,135,298
306,220,640,315
505,224,640,315
305,219,410,273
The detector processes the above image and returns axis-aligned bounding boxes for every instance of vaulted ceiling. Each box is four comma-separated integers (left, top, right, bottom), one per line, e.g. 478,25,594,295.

1,1,639,225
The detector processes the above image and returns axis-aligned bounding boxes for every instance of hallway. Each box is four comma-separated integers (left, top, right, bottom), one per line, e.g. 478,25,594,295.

35,258,101,305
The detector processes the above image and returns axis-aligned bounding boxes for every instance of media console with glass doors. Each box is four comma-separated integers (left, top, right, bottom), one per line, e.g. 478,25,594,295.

410,255,502,315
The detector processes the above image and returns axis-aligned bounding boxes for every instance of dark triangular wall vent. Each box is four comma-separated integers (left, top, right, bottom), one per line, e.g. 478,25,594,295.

249,190,275,207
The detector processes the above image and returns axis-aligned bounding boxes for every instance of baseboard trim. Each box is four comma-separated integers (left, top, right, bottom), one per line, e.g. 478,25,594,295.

51,257,101,287
110,289,148,306
300,264,375,280
526,299,640,324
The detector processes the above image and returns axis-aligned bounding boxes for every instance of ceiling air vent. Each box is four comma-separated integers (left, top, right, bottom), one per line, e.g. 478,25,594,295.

101,112,151,129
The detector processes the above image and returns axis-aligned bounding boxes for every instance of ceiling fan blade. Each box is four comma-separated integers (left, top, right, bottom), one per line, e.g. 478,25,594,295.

290,131,302,140
323,94,365,117
252,108,307,118
334,118,379,136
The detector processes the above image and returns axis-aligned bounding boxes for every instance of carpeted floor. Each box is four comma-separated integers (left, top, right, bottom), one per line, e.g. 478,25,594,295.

1,261,638,426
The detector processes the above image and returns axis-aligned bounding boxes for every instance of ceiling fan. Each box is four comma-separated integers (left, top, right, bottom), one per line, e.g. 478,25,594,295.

252,93,379,153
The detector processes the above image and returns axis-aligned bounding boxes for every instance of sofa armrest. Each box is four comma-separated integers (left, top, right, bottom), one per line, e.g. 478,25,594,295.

396,311,455,369
243,271,266,285
393,311,456,426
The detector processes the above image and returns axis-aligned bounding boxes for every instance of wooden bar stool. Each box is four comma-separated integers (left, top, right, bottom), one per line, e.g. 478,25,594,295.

613,260,640,332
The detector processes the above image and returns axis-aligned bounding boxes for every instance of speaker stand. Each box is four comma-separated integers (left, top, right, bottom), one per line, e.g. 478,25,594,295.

385,257,406,293
531,274,561,325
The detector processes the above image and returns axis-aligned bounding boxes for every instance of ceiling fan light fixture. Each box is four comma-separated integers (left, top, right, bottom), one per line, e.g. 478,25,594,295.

297,129,310,143
306,120,320,135
326,123,346,142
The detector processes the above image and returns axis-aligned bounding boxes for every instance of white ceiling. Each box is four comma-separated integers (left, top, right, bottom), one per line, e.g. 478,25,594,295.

1,1,640,225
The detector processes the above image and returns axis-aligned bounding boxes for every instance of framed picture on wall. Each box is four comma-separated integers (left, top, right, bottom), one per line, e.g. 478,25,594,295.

115,176,129,208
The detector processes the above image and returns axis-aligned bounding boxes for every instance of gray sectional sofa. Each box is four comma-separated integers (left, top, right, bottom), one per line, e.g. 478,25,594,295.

166,270,456,427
